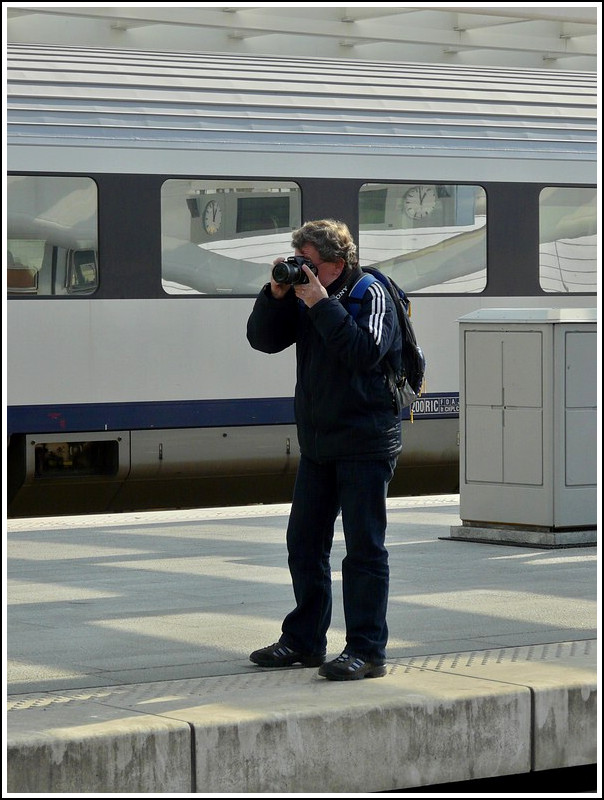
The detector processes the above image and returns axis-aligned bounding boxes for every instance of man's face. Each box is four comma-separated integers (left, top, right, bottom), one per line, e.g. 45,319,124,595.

295,243,344,288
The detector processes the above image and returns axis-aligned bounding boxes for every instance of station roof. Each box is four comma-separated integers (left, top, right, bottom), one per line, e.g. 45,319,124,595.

5,4,598,72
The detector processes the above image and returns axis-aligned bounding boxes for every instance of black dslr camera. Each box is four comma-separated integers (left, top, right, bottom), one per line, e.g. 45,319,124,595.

272,256,317,285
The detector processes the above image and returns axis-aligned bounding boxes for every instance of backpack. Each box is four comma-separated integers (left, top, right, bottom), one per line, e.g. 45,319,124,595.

348,267,426,417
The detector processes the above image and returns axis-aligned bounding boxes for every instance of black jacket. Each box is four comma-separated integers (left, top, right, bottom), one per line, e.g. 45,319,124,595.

246,267,403,462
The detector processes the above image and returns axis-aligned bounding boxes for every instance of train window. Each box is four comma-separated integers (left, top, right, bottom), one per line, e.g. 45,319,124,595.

539,187,597,293
358,183,487,293
6,176,98,296
161,179,301,295
34,440,119,478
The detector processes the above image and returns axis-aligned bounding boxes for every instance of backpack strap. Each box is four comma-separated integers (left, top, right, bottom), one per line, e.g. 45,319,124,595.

348,273,376,320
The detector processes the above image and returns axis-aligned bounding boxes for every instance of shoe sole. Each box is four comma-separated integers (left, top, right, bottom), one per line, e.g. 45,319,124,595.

318,664,387,680
250,655,325,668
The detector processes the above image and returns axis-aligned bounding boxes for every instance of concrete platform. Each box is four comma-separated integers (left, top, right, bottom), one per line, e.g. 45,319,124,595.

5,495,598,793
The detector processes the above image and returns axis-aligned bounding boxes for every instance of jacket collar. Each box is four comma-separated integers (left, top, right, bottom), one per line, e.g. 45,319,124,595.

328,265,363,302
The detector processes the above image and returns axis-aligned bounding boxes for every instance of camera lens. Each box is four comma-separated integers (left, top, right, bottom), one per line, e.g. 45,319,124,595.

272,256,316,285
272,261,300,284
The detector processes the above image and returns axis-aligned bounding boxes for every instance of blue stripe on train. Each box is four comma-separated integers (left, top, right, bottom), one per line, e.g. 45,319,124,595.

7,393,459,434
7,398,296,434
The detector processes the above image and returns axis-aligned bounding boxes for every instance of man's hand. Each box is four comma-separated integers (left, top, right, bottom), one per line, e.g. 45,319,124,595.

269,278,292,300
294,264,328,308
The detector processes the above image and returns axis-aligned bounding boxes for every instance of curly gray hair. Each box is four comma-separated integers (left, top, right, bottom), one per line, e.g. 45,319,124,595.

291,219,358,269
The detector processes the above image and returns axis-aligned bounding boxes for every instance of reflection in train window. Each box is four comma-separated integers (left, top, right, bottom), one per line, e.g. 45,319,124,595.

35,440,119,478
539,187,597,293
161,180,302,295
358,183,487,293
67,249,98,294
6,176,98,296
6,241,42,294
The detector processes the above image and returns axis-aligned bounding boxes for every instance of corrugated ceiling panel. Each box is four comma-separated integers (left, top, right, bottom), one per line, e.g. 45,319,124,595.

6,44,597,160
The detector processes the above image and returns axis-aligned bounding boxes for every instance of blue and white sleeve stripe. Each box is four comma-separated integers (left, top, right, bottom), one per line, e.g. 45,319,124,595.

367,283,387,344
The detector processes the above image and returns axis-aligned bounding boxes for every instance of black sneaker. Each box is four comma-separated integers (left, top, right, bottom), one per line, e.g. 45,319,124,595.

249,642,325,668
318,651,387,681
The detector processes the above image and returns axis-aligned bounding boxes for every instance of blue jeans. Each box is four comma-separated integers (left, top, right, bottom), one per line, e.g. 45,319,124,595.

280,454,397,662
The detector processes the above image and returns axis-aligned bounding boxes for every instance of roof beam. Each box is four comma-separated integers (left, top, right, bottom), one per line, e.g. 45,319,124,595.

412,6,598,26
6,5,597,66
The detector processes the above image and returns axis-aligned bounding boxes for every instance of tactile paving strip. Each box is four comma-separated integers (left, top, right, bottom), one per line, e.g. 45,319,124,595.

7,639,595,712
6,670,319,711
7,495,459,531
391,639,595,674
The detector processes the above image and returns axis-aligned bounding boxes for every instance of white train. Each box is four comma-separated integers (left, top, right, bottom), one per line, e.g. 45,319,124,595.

6,44,597,517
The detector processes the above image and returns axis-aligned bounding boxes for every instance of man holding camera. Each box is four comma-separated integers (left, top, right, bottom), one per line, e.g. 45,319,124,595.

246,219,402,680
